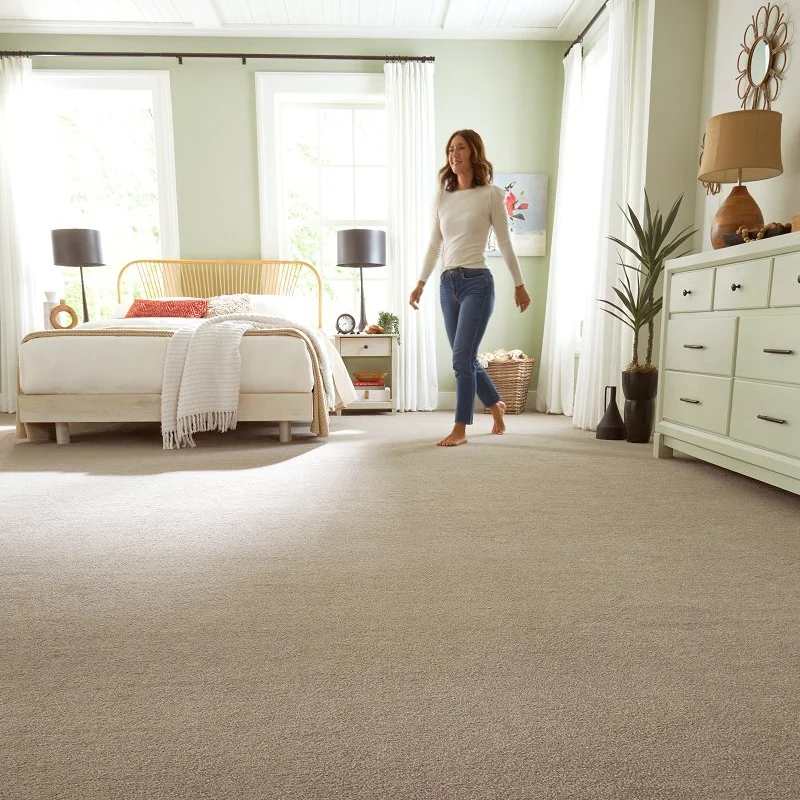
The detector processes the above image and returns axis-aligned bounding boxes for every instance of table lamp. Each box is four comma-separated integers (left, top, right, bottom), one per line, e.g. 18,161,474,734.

51,228,105,322
336,229,386,333
697,109,782,249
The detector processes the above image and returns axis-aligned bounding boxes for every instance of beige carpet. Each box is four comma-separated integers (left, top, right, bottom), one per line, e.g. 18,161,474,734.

1,410,798,800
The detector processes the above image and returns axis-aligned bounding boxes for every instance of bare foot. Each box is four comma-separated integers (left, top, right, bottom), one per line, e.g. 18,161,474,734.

437,425,468,447
489,401,506,435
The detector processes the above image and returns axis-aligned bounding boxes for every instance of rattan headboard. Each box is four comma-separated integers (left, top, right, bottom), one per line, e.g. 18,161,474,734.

117,259,323,327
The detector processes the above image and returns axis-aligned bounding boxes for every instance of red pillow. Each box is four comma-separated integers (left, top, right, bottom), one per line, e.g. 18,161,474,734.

125,298,210,318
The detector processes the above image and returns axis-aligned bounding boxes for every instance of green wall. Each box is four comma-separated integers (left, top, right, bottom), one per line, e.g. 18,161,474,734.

3,33,564,393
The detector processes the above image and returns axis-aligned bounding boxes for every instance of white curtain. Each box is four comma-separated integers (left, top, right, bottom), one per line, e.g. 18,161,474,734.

0,57,42,413
572,0,634,430
535,46,583,415
384,61,438,411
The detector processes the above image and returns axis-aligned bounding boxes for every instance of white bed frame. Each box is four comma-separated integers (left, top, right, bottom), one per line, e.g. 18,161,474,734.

18,259,323,445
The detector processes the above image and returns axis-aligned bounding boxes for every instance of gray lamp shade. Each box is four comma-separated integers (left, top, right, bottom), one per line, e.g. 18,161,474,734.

336,229,386,268
51,229,105,267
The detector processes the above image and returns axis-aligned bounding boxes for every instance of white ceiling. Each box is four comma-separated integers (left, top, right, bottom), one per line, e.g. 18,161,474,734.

0,0,600,40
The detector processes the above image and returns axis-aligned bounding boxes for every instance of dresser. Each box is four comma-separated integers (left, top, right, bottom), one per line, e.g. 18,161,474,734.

654,231,800,495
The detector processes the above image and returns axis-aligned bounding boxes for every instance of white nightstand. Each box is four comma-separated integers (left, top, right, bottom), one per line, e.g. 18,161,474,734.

335,333,399,413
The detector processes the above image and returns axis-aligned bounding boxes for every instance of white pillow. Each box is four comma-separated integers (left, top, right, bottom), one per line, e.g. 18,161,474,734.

204,294,252,317
247,294,317,328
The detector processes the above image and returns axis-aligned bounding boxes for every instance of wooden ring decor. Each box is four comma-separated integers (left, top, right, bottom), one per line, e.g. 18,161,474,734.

49,300,79,329
737,3,789,110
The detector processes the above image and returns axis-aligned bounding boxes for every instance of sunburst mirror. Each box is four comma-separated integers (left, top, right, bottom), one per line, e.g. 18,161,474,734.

737,3,789,109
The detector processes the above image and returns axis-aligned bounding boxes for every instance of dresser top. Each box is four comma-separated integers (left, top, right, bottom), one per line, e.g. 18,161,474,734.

666,230,800,272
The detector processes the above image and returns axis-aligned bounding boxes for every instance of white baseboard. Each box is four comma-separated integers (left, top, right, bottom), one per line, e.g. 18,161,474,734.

438,390,538,411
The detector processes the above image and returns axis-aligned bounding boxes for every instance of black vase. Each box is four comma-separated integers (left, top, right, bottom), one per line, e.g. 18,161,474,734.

596,385,625,440
621,370,658,443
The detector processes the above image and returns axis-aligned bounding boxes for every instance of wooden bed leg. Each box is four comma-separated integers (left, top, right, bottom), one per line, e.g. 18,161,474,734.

278,421,292,443
55,422,71,445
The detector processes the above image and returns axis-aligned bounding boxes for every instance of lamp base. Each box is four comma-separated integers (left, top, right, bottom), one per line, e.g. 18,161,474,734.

711,185,764,249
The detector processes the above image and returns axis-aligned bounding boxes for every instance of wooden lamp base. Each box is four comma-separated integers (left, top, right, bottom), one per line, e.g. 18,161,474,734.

711,185,764,249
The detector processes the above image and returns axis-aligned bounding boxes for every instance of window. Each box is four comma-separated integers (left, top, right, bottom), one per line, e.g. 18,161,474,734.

256,73,388,332
30,71,179,318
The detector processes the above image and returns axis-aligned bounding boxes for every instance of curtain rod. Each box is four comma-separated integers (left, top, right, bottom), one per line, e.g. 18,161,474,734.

0,50,434,65
563,0,609,58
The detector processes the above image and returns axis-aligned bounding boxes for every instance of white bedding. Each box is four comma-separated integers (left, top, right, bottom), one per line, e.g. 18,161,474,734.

19,317,357,408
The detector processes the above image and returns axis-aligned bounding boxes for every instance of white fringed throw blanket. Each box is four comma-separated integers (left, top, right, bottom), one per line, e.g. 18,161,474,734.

161,314,337,449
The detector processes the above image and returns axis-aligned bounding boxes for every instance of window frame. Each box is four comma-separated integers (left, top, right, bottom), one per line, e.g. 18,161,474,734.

29,69,181,259
254,71,386,262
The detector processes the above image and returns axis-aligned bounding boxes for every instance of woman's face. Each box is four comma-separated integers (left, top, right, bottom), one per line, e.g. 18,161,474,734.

448,135,473,175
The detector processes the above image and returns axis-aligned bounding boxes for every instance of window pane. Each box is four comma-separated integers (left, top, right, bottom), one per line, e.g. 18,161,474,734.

321,166,354,219
32,86,161,319
281,107,319,166
354,109,387,165
355,167,387,220
319,109,353,165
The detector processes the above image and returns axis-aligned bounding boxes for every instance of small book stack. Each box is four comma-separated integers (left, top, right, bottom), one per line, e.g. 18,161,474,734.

353,379,384,400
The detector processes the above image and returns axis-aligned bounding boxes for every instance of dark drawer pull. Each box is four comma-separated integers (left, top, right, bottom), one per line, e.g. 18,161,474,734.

757,414,787,425
763,348,794,355
680,397,701,404
797,274,800,284
731,283,742,291
683,344,705,349
682,289,692,296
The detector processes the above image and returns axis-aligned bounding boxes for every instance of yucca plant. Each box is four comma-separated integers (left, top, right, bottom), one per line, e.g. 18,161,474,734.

600,191,696,372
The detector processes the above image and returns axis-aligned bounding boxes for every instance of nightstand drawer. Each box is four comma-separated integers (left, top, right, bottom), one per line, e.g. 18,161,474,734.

669,268,714,312
664,317,736,375
661,371,731,435
713,259,771,310
355,387,391,402
770,252,800,307
339,337,392,357
735,315,800,385
730,380,800,458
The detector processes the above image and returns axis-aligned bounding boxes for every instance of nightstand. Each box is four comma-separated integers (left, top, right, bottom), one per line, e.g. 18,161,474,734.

335,334,398,413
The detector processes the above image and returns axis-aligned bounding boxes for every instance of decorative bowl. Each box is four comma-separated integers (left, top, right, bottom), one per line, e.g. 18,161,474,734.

352,372,388,382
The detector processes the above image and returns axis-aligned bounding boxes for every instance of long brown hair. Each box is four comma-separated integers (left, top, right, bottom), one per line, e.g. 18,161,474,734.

438,129,494,192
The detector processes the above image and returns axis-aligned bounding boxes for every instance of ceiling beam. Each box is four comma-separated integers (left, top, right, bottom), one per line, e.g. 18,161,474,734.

176,0,222,29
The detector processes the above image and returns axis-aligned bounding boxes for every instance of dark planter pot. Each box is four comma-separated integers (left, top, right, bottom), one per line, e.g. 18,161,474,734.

621,369,658,443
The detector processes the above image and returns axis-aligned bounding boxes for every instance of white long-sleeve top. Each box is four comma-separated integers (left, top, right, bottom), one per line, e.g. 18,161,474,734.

418,184,524,286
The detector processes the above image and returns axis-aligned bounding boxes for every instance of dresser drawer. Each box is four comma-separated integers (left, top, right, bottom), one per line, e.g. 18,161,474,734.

661,371,731,435
730,380,800,459
735,315,800,385
664,317,736,375
338,336,392,357
769,252,800,307
713,259,771,310
668,268,714,312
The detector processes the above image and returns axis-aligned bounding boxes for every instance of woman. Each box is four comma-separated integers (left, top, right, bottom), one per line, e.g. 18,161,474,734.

409,129,531,447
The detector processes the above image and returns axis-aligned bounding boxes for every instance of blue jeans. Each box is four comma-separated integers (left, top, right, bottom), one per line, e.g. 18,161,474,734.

440,267,501,425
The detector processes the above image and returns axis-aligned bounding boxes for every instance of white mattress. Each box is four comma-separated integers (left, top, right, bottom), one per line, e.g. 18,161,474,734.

19,318,315,395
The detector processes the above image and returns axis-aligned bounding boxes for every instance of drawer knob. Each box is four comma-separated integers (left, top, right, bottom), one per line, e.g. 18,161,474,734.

763,348,794,355
682,289,692,296
683,344,705,349
679,397,701,404
731,283,742,291
797,274,800,284
757,414,787,425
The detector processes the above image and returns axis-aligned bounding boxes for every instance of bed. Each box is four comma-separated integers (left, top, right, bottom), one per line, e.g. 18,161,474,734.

17,258,356,445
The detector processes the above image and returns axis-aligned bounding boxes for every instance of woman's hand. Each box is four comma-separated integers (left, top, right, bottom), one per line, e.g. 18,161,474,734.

409,281,425,310
515,284,531,313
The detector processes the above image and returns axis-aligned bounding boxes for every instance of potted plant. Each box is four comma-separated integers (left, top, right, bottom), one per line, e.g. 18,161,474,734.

599,191,696,442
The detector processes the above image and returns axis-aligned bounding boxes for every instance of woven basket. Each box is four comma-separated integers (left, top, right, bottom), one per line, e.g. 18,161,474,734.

483,358,535,414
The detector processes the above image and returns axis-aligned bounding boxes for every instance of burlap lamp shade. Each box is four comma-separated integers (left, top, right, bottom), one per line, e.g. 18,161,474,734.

698,110,782,249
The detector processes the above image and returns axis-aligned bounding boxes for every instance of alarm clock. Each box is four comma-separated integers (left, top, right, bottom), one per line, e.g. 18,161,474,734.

336,313,356,334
